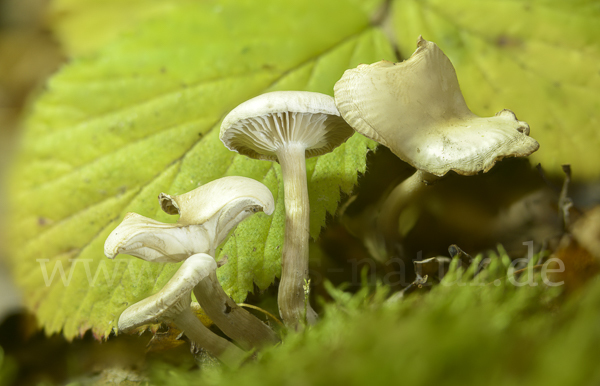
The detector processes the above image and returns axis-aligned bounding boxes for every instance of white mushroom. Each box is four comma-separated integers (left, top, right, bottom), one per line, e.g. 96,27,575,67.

334,37,540,256
118,253,246,368
104,213,207,263
106,176,279,349
105,176,275,261
220,91,355,329
334,37,539,177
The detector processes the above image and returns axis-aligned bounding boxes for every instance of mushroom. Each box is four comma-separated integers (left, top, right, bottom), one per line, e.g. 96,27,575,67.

104,212,207,263
118,253,246,368
334,37,539,256
220,91,355,328
105,176,275,261
106,176,279,349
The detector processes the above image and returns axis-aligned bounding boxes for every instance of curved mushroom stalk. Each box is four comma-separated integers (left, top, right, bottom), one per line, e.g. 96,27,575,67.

334,37,540,258
220,91,355,329
376,170,437,255
192,254,279,350
118,254,246,368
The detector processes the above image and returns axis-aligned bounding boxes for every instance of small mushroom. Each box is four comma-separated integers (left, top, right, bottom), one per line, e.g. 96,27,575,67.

106,176,279,349
104,212,207,262
220,91,355,328
118,253,246,368
334,37,540,255
105,176,274,261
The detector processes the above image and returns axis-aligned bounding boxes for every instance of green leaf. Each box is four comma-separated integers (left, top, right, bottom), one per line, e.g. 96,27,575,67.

48,0,386,57
393,0,600,180
8,0,394,339
16,0,597,341
48,0,196,56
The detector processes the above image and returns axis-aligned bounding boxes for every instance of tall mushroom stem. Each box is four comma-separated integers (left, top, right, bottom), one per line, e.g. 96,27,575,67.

276,143,318,328
174,306,246,368
193,257,280,350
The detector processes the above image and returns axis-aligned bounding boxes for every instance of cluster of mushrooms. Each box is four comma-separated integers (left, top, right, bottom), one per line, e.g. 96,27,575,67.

104,37,539,366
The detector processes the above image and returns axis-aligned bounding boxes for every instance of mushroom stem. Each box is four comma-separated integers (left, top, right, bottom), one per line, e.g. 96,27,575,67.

175,307,246,368
276,143,318,328
377,170,436,256
193,263,280,350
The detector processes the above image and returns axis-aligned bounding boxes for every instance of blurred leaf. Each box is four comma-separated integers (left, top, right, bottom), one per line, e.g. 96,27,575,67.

47,0,194,56
551,206,600,293
48,0,386,57
0,347,18,386
8,0,394,339
393,0,600,180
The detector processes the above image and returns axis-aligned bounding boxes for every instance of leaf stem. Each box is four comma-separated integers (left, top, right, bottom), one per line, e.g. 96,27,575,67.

238,304,284,328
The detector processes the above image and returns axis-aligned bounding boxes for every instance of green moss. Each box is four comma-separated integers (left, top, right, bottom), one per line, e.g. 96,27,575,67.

151,253,600,385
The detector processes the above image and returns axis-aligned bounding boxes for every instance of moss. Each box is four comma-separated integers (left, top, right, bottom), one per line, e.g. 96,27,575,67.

151,253,600,385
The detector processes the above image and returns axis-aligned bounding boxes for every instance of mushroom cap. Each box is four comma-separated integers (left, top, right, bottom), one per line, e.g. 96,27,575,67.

220,91,354,161
118,253,217,332
104,212,209,262
334,37,539,177
105,177,274,262
159,176,274,226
